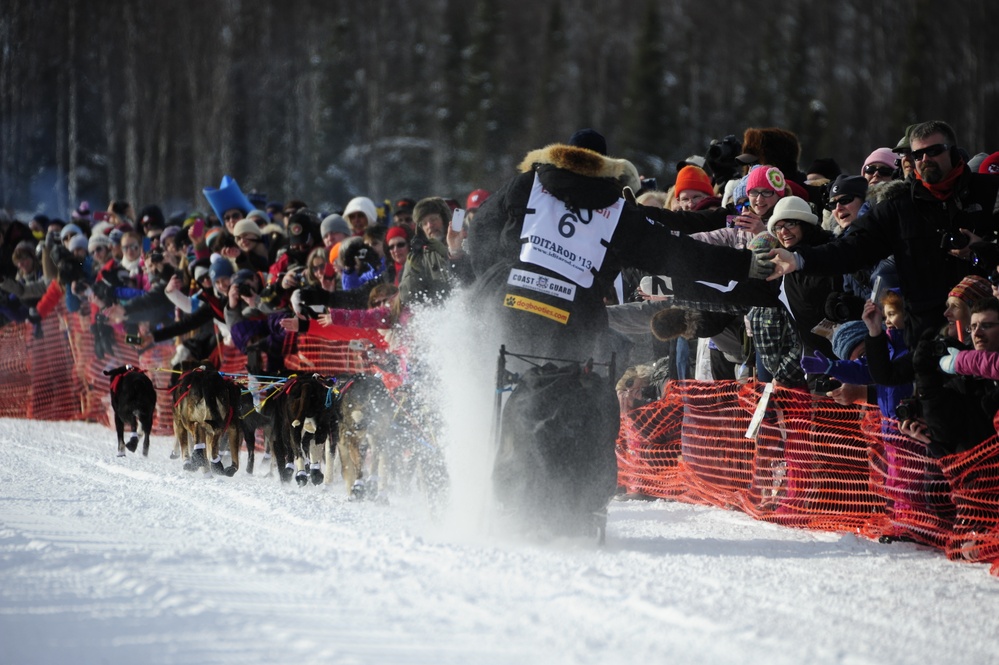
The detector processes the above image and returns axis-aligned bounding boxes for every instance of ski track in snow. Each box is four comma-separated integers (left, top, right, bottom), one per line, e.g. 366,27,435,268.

1,417,997,665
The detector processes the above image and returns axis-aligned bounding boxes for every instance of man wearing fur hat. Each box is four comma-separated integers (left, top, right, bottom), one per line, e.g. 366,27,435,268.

397,197,472,305
468,128,765,365
768,120,999,345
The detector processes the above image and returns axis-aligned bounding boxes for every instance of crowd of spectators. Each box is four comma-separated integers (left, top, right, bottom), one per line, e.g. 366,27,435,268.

3,120,999,534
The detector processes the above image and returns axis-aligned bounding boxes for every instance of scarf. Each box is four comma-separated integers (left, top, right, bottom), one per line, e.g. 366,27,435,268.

916,160,965,201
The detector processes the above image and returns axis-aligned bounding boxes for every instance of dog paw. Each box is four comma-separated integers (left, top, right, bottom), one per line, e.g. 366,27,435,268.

125,436,139,453
310,468,324,485
295,471,309,487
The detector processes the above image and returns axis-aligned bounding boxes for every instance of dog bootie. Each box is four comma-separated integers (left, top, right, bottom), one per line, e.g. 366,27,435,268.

183,446,208,472
309,465,324,485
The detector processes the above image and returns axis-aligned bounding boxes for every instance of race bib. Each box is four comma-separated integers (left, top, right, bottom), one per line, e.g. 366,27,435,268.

519,174,623,288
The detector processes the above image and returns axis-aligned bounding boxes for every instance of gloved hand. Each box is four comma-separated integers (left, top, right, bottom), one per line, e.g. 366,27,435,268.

747,248,775,280
938,346,961,374
800,350,833,375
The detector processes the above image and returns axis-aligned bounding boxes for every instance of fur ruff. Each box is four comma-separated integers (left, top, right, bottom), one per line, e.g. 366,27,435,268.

519,144,641,193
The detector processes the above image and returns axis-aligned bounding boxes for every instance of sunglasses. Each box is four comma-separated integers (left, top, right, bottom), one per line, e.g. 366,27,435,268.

122,244,140,251
223,212,244,222
910,143,950,161
388,242,408,250
824,194,860,211
863,164,894,177
747,189,775,199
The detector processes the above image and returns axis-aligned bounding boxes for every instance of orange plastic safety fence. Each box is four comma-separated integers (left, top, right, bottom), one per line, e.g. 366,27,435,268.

283,333,377,377
0,311,377,437
617,380,999,571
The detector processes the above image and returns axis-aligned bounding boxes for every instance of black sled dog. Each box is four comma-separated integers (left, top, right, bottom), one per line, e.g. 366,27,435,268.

104,365,157,457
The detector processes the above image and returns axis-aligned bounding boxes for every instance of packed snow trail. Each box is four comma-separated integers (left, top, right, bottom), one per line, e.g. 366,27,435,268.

1,417,997,665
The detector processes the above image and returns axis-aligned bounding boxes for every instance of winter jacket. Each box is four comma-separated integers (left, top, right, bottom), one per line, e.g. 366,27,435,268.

954,349,999,380
792,166,999,344
823,327,912,420
468,143,753,361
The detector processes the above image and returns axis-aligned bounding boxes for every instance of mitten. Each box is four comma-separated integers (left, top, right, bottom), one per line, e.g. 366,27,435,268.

938,346,961,374
800,350,833,375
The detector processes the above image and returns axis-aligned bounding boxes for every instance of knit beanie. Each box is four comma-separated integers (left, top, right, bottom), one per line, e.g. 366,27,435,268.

829,175,869,201
320,214,351,238
673,166,714,198
767,196,818,235
832,320,869,361
567,128,607,156
745,166,787,197
160,225,181,243
60,223,83,241
732,171,752,205
88,234,112,252
232,218,261,238
948,275,992,307
68,234,89,253
209,257,235,282
386,226,410,244
862,148,897,171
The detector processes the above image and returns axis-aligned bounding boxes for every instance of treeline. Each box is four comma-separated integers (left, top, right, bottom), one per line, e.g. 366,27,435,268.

2,0,997,216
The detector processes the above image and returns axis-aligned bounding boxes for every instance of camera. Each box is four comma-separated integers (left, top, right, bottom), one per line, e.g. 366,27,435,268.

705,134,742,184
125,333,143,345
706,135,740,162
811,375,841,395
237,282,255,297
895,397,922,422
52,244,86,287
824,291,864,324
940,231,970,251
640,177,658,192
148,250,164,264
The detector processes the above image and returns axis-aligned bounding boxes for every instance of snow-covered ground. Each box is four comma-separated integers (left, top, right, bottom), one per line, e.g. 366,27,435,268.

1,415,997,665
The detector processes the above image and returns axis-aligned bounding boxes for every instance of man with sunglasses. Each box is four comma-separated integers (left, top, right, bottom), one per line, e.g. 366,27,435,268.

768,120,999,345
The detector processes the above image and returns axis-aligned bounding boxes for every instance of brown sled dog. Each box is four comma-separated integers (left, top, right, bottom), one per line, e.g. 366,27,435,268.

171,365,240,476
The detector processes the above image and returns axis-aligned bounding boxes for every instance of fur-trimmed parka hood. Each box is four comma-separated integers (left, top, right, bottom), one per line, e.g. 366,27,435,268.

519,144,642,194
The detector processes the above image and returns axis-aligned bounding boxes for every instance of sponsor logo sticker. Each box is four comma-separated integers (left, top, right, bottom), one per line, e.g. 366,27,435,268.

507,269,576,301
503,294,570,324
